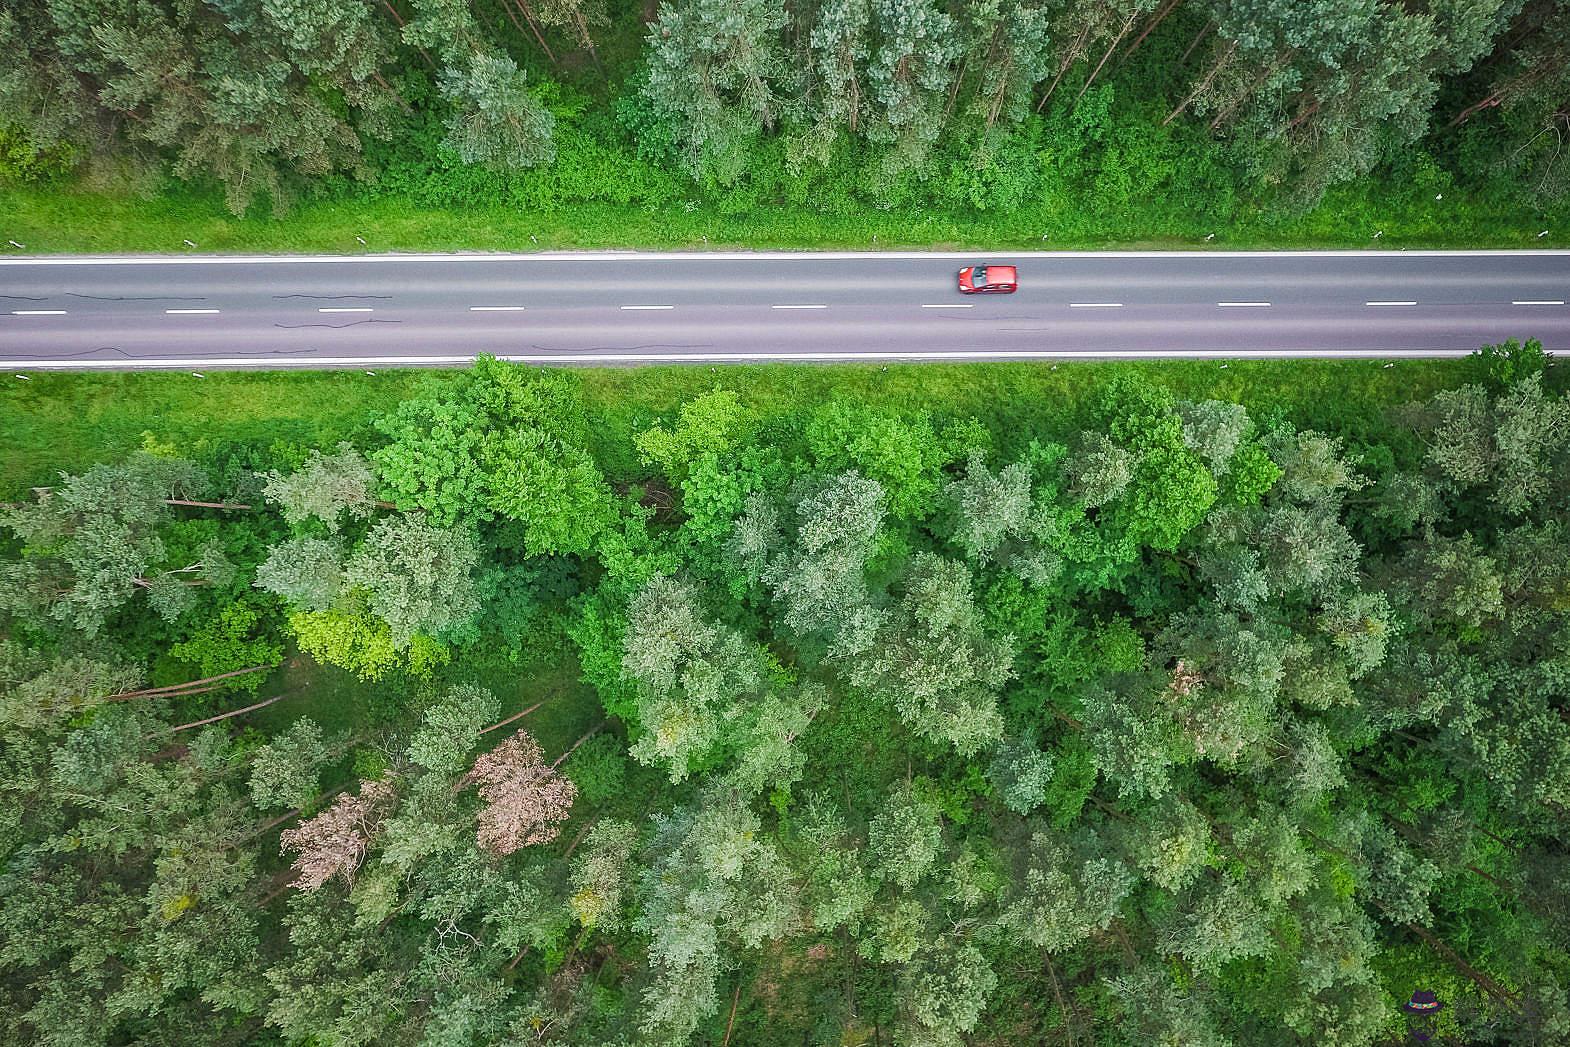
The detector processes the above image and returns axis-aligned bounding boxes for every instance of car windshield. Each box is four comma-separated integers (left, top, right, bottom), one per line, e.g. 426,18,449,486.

972,266,987,285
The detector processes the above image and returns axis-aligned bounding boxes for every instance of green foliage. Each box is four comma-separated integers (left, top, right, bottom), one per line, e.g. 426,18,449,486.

805,402,960,521
3,360,1568,1047
986,732,1055,815
406,684,500,775
1126,800,1213,894
372,361,616,554
1160,877,1274,974
997,826,1135,952
635,0,793,182
569,819,640,931
168,598,283,693
636,388,746,482
1465,338,1549,393
288,608,450,681
0,452,215,635
254,537,346,612
562,733,629,806
262,442,378,533
868,782,943,890
853,552,1011,755
344,515,486,647
249,718,330,810
620,573,766,781
438,53,555,171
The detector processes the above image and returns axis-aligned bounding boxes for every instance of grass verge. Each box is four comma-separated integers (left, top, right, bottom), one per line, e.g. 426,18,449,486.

1,182,1564,256
0,359,1515,496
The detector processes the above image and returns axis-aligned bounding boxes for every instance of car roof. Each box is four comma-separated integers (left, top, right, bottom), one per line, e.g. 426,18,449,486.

986,265,1017,281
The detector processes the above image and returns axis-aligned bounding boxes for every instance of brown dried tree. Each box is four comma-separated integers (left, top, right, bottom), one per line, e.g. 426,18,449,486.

279,779,396,890
1166,659,1205,699
463,731,577,856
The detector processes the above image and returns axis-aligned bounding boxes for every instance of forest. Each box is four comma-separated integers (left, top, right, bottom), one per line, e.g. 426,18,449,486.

2,0,1568,242
1,346,1568,1045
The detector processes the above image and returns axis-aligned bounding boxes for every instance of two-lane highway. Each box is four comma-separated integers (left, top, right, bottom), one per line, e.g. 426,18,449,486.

1,250,1567,368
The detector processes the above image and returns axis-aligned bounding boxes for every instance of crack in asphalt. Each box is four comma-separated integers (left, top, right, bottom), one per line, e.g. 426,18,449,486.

274,318,403,329
0,295,49,302
271,293,393,300
14,345,323,359
67,293,209,301
19,346,137,358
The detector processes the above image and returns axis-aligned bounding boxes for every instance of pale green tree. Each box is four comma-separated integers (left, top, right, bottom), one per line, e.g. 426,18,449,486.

1124,799,1212,893
0,454,219,635
621,573,766,782
868,783,943,890
262,443,380,532
792,791,876,934
987,732,1055,815
249,719,331,811
343,515,485,647
438,52,556,171
1109,965,1234,1047
996,827,1135,952
1159,876,1274,973
898,940,998,1045
865,0,960,178
406,685,502,776
790,0,872,169
635,792,798,1044
254,537,346,612
853,553,1010,755
740,471,888,665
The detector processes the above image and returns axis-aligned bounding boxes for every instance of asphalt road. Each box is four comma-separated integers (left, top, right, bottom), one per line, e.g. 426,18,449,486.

1,250,1567,369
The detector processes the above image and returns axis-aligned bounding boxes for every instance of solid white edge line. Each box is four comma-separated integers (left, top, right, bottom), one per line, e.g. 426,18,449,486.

0,349,1485,369
165,308,220,314
1069,302,1123,308
921,303,973,309
770,304,828,309
469,305,527,311
1366,301,1418,306
3,249,1569,264
1217,302,1271,307
1513,300,1565,306
9,310,68,315
619,304,675,310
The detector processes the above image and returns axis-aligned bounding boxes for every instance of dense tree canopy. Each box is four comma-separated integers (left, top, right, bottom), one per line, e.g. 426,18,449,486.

1,350,1568,1045
2,0,1568,216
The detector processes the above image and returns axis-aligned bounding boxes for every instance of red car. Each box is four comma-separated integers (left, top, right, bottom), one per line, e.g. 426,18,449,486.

958,264,1018,294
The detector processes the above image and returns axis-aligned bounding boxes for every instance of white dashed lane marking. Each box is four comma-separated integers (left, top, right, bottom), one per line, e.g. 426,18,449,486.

620,304,675,310
166,309,220,314
771,304,828,310
469,306,527,311
318,307,373,313
1069,302,1124,308
10,310,67,315
1366,301,1417,306
1218,302,1271,307
921,303,973,309
1513,300,1565,306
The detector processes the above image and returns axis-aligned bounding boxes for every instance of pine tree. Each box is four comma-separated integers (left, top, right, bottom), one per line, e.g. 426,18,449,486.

637,0,794,180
